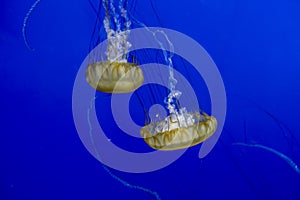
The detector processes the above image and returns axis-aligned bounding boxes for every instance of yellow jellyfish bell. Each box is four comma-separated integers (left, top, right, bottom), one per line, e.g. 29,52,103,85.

86,61,144,93
140,111,217,150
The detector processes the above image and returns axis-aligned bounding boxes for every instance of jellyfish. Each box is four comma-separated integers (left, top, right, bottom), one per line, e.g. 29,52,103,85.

85,0,144,93
141,111,217,150
23,0,161,199
137,27,218,150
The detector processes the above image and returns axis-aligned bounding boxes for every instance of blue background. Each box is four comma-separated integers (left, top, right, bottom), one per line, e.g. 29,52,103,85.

1,0,300,199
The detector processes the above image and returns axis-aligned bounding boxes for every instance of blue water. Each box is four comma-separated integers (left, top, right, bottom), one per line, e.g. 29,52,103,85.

1,0,300,199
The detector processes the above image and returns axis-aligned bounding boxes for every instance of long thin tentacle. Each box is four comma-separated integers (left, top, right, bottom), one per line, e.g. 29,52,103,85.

22,0,41,51
233,142,300,175
87,97,161,200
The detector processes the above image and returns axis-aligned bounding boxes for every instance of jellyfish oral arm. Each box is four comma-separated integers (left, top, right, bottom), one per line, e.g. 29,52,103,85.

103,0,131,62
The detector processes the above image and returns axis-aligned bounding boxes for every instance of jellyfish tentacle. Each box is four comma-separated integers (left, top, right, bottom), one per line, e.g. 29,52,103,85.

88,0,99,16
89,0,102,53
119,0,130,57
102,165,161,200
87,97,160,200
22,0,41,51
124,12,180,114
232,142,300,175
